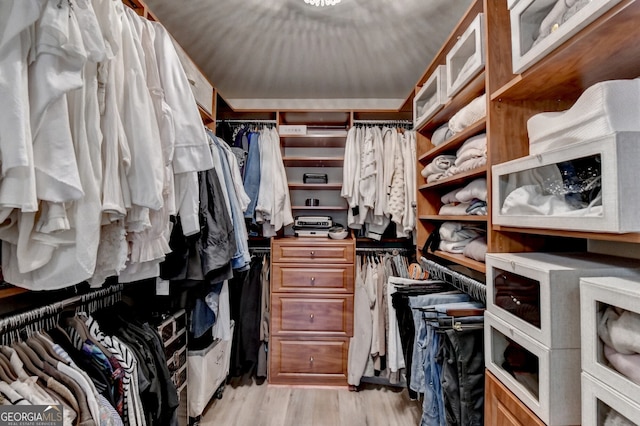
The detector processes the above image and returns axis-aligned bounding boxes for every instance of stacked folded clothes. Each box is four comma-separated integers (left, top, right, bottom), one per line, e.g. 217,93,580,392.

449,94,486,134
431,123,454,147
439,178,487,216
421,155,457,183
599,306,640,386
438,221,485,254
444,134,487,177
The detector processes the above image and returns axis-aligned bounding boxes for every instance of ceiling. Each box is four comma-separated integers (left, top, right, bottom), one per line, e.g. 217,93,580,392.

144,0,473,111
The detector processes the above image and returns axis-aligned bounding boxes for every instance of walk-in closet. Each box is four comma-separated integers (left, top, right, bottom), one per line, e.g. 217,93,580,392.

1,0,640,425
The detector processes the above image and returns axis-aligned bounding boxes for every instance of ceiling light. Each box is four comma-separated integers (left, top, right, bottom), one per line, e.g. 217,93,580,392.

304,0,341,6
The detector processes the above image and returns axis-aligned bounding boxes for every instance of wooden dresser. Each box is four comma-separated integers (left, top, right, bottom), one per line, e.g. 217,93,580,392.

269,236,355,386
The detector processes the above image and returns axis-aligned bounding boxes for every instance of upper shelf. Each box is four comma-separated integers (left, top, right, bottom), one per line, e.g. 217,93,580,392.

419,166,487,190
283,157,344,167
494,225,640,244
491,0,640,101
280,135,347,148
288,183,342,190
418,119,486,163
416,71,485,134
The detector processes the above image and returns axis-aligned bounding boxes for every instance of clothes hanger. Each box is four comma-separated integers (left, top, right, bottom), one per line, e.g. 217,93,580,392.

0,352,17,381
32,333,69,365
11,343,50,383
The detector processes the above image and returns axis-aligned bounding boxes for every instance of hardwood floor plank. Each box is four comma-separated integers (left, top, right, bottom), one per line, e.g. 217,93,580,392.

198,378,422,426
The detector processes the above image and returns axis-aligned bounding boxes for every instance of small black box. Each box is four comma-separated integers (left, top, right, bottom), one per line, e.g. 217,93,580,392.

303,173,328,184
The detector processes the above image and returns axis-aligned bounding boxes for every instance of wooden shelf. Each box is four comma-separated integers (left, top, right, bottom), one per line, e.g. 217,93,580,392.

419,215,488,222
0,286,27,300
432,250,486,273
291,206,348,211
418,166,487,190
416,71,486,133
198,104,214,124
288,183,342,190
491,1,640,101
280,134,347,148
283,157,344,167
418,119,487,163
494,225,640,244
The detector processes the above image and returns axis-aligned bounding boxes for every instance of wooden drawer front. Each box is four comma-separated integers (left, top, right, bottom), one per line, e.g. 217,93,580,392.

272,241,354,263
272,295,353,336
485,371,545,426
271,264,354,293
269,337,348,385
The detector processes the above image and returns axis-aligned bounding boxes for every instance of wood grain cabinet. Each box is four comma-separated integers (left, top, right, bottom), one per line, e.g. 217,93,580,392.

485,371,545,426
269,237,355,386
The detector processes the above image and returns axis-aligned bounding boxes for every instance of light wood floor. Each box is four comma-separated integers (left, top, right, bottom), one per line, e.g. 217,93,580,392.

196,376,423,426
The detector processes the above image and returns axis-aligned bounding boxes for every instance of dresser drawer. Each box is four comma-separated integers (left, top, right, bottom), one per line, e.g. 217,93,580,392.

272,295,353,336
269,337,348,385
271,264,354,293
272,238,354,263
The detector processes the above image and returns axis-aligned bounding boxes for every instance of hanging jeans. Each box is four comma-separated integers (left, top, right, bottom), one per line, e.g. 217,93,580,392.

439,327,485,426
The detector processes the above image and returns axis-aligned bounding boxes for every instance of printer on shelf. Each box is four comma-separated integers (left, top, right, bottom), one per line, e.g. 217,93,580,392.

293,216,333,237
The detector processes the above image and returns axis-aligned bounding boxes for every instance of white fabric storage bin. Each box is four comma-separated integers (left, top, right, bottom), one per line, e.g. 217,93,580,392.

414,65,448,130
581,276,640,407
487,252,640,350
527,79,640,155
582,372,640,426
485,311,582,425
446,13,485,98
171,38,214,115
510,0,623,74
492,132,640,233
187,321,235,418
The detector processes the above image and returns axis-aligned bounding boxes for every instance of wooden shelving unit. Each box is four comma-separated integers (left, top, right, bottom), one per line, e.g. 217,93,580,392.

288,183,343,190
283,157,344,168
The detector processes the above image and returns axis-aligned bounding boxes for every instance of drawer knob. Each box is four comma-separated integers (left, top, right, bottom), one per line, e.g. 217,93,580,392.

309,313,314,320
310,251,316,256
310,277,315,284
310,356,314,363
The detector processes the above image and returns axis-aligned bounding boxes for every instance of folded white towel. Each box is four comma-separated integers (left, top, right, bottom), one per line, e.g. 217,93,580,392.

456,178,487,202
439,202,472,216
421,155,457,178
449,94,487,133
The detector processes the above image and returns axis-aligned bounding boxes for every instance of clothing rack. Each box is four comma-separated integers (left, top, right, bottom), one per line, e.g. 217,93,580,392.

420,257,486,304
0,284,124,345
351,120,413,129
215,119,277,124
249,247,271,254
356,247,412,255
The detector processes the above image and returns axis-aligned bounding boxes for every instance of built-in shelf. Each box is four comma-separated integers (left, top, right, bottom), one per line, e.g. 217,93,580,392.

419,166,487,190
198,104,213,124
490,0,640,102
0,286,28,300
292,206,348,211
494,225,640,244
288,183,343,190
419,215,488,222
283,157,344,167
433,250,486,273
417,71,486,133
280,135,347,148
418,119,486,163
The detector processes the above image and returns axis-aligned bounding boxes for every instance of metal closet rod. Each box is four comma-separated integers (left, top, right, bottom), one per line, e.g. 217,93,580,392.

216,119,277,123
356,247,412,253
352,120,413,124
0,283,125,341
